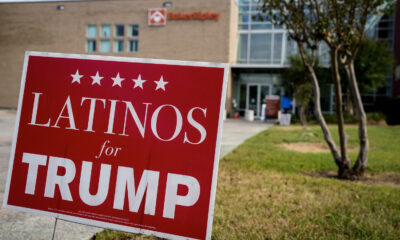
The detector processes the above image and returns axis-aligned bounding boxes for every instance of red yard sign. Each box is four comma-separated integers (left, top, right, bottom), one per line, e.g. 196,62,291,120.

2,52,228,240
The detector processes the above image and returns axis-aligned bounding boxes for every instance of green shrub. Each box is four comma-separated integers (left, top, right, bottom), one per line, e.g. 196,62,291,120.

367,112,386,124
317,113,357,124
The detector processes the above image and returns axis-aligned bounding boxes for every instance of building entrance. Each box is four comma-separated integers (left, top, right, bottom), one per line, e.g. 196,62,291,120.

246,83,271,118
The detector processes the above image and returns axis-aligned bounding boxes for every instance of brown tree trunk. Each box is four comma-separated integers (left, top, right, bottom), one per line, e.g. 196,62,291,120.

344,61,369,177
330,47,352,179
346,88,355,116
298,104,307,127
297,45,342,165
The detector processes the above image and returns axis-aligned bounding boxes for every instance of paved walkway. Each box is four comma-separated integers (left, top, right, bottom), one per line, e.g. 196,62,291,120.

0,110,270,240
219,118,271,158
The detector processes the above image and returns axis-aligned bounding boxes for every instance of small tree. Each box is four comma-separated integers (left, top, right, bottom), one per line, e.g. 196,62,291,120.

261,0,343,174
330,0,394,177
261,0,394,179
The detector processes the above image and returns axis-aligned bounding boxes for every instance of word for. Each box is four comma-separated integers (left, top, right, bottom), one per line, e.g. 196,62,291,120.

95,140,122,158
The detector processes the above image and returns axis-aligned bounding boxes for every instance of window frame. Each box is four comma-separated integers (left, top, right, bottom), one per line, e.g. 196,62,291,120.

115,24,125,37
87,40,96,52
87,25,97,38
129,39,138,52
100,40,111,53
129,24,139,37
114,40,125,53
101,24,111,38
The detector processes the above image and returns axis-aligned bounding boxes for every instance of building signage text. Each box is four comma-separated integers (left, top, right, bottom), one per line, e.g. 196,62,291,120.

168,11,221,21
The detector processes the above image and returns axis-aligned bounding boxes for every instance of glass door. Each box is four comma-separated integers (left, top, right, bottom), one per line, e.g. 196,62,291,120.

247,85,258,115
246,84,271,118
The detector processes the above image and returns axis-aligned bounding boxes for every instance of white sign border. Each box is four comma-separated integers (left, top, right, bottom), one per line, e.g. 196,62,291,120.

2,51,229,240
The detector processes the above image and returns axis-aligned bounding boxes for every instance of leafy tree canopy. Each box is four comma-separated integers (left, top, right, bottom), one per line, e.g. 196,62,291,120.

283,55,330,97
354,38,394,93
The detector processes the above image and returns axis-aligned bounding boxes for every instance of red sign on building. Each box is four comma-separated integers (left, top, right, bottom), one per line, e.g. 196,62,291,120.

148,8,167,26
265,95,280,118
3,52,228,240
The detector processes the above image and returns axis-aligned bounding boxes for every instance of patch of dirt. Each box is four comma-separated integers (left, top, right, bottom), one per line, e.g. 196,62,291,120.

275,126,309,131
280,142,358,153
304,171,400,187
275,124,359,131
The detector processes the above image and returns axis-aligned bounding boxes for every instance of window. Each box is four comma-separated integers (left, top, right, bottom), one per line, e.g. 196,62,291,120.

101,25,111,37
129,24,139,37
239,13,250,22
236,1,288,65
250,33,272,62
128,24,139,53
114,40,124,52
115,25,125,37
237,34,248,62
87,40,96,52
87,25,97,52
100,40,110,52
284,38,297,65
273,33,283,64
251,24,272,30
86,23,138,53
129,40,138,52
87,25,97,37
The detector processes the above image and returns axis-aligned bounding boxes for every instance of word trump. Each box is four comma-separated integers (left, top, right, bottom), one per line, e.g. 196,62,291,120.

29,92,207,144
22,152,200,219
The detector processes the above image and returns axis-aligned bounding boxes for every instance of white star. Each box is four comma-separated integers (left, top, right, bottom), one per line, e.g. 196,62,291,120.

71,70,83,84
91,71,104,86
154,76,168,91
111,73,125,87
132,74,146,89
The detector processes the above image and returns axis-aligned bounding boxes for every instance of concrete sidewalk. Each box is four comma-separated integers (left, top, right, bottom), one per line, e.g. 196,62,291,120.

0,110,270,240
219,118,271,158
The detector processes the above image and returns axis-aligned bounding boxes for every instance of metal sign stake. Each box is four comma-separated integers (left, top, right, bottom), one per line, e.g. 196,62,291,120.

51,218,58,240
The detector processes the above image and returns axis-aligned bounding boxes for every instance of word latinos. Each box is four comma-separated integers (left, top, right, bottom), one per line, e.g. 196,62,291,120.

29,92,207,144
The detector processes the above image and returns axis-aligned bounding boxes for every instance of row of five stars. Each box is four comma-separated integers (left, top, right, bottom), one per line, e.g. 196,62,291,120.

71,70,169,91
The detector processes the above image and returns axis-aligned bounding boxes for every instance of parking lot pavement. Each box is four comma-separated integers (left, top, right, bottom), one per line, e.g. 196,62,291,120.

0,110,269,239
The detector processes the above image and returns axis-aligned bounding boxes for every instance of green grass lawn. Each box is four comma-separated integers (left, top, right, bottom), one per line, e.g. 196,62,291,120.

213,124,400,239
225,125,400,174
95,124,400,240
